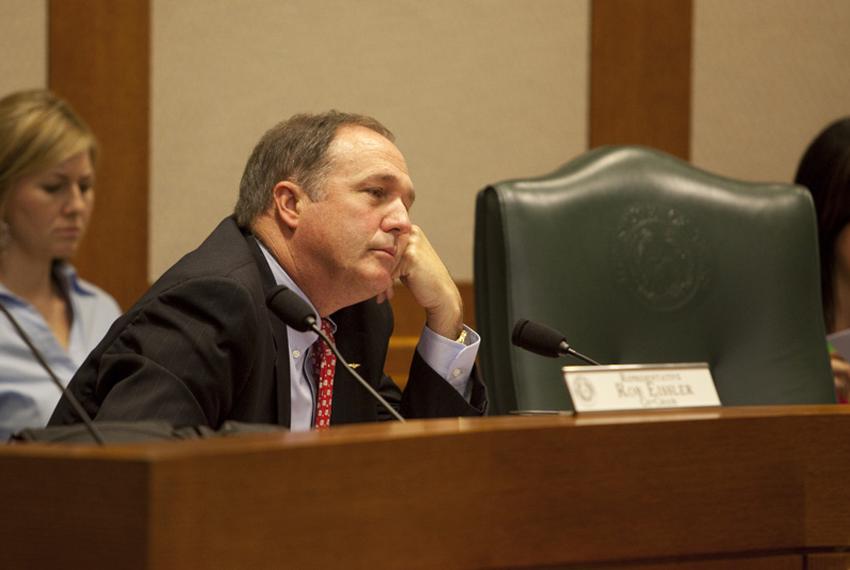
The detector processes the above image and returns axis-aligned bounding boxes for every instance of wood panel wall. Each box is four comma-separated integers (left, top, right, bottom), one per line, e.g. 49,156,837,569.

48,0,150,310
590,0,693,159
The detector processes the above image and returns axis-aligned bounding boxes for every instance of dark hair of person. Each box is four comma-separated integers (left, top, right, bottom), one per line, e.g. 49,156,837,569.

234,110,394,227
794,117,850,332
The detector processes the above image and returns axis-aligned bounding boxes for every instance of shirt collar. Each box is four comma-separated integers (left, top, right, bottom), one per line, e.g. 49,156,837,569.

54,262,97,297
255,241,336,341
0,262,94,305
0,280,18,304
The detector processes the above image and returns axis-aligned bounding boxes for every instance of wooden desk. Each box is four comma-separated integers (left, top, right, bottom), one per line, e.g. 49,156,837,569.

2,406,850,569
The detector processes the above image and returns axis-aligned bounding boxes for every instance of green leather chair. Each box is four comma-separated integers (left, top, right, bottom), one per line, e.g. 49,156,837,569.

474,145,835,414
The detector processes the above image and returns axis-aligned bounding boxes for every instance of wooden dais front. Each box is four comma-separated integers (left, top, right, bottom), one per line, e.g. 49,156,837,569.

2,406,850,569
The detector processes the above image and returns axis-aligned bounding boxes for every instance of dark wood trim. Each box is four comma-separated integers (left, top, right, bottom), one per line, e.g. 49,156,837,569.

48,0,150,309
590,0,693,160
388,281,475,337
387,281,474,387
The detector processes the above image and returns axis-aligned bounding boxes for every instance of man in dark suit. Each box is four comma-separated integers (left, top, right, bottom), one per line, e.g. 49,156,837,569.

50,111,486,430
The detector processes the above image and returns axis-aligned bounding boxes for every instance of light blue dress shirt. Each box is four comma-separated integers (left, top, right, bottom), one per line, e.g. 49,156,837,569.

0,264,121,441
257,243,479,431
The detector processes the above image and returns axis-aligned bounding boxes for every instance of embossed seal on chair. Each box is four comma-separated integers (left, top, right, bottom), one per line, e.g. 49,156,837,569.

614,204,708,311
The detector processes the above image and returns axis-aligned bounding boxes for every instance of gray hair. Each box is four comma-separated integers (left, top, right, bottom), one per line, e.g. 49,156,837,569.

234,110,394,227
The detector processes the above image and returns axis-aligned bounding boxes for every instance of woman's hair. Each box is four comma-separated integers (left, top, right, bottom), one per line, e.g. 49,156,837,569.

795,117,850,331
0,89,97,200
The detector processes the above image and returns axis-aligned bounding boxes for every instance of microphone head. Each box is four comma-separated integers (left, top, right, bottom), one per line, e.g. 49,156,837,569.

511,319,568,358
266,286,317,332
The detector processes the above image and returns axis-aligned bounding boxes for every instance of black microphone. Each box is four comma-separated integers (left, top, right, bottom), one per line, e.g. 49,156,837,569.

511,319,601,366
0,302,106,445
266,286,405,423
266,286,316,332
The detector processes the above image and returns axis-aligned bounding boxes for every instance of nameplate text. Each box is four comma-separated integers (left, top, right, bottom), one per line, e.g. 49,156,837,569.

563,363,721,412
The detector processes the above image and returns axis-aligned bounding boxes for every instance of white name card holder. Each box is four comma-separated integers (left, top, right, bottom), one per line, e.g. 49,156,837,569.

563,363,721,413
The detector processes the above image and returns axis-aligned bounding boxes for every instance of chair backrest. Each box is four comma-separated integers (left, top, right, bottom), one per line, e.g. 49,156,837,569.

474,145,834,414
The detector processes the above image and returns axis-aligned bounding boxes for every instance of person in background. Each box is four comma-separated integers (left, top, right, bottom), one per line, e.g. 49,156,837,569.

795,117,850,402
0,89,121,440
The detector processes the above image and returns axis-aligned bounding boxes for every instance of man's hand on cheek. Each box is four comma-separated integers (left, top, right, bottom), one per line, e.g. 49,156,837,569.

375,233,407,304
391,225,463,340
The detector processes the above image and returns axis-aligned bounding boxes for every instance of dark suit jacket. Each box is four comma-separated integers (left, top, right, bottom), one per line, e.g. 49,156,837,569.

50,217,486,428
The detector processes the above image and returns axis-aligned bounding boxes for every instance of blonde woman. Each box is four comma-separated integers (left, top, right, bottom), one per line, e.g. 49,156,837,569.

0,89,120,440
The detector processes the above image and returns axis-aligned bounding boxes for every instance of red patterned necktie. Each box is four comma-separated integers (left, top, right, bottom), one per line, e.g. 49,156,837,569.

311,318,336,430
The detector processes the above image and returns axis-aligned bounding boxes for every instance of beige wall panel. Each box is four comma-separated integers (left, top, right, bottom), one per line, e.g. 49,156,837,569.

0,0,47,94
692,0,850,184
152,0,588,281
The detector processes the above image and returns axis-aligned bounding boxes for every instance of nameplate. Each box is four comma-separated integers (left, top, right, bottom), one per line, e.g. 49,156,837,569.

563,363,721,412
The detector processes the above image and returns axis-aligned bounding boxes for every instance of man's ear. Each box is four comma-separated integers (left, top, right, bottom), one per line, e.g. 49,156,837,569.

271,181,306,229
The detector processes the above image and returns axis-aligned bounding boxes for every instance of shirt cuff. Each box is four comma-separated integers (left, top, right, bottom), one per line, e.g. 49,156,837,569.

416,325,480,400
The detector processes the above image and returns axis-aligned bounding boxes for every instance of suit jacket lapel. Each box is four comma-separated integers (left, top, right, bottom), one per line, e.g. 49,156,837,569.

329,305,383,424
330,330,368,423
245,233,292,428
